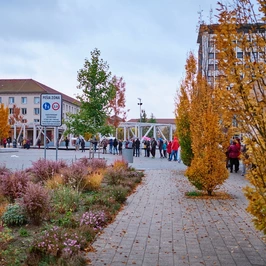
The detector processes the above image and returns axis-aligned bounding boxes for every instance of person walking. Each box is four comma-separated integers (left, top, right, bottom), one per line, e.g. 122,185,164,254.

169,137,179,161
37,138,41,149
101,138,108,154
3,138,7,148
146,140,151,157
150,138,157,158
113,138,118,155
227,140,240,173
135,138,140,157
65,137,69,150
75,137,80,151
162,140,167,158
81,138,85,152
158,138,164,158
109,138,113,154
167,140,172,160
118,140,123,155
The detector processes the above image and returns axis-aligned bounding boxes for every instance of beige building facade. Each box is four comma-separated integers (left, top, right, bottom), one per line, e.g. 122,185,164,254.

0,79,80,147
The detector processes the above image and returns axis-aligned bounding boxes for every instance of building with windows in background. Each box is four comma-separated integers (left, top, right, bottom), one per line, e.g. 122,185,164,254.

0,79,80,147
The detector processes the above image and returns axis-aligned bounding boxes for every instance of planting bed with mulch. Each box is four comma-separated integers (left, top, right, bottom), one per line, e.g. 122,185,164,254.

0,158,144,266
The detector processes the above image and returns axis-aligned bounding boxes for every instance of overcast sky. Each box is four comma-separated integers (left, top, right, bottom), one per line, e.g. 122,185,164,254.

0,0,218,120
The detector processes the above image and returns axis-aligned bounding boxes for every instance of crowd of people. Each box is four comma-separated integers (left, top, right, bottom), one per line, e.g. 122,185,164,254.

226,137,249,176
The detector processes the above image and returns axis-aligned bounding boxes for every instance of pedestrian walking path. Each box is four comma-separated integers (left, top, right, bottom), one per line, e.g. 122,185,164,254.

86,169,266,266
0,147,265,265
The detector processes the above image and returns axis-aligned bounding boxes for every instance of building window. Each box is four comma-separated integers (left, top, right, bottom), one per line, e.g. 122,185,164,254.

34,108,40,115
9,108,14,114
237,52,243,58
208,53,214,59
34,97,40,104
22,119,27,123
0,97,2,103
34,119,40,123
21,97,27,104
208,64,218,71
21,108,27,115
9,97,14,104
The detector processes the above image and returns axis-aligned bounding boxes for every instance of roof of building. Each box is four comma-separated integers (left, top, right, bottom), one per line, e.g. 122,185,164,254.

0,79,80,105
127,118,175,124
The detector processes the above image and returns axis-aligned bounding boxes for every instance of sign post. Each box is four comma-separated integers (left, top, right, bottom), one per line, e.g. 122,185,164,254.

40,94,62,160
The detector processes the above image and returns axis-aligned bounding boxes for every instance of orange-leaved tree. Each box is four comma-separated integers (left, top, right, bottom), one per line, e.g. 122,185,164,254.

9,104,26,125
0,103,10,142
186,74,229,195
176,52,229,195
214,0,266,233
107,76,129,130
175,52,196,166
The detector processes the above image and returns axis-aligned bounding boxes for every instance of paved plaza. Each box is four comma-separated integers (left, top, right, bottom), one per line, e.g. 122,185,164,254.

0,147,266,265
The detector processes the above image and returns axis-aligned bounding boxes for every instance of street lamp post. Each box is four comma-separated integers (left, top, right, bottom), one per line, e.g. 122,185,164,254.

137,98,142,122
137,98,143,139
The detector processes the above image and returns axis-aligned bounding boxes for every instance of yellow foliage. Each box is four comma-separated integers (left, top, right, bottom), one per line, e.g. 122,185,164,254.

84,172,103,191
213,0,266,233
45,174,64,189
113,159,128,170
0,103,10,141
0,193,9,217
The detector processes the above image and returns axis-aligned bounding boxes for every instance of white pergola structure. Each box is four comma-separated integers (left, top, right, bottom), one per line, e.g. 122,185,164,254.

12,123,77,147
117,122,175,141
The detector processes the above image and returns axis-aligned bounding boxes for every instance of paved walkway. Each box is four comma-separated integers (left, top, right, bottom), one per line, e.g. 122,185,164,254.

86,170,266,265
0,148,265,265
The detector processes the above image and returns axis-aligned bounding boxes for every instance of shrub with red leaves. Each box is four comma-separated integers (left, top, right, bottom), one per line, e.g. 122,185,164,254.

19,182,51,225
28,159,67,183
0,170,30,203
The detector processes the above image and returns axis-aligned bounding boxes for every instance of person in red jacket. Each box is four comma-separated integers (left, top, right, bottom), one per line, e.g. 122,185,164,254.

167,140,172,159
227,140,240,173
169,137,180,161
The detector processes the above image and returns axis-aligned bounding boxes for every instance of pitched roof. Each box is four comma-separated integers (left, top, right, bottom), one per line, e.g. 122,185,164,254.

0,79,80,105
127,118,175,124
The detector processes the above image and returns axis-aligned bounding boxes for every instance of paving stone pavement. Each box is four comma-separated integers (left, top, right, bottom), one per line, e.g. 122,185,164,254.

86,169,266,266
1,147,266,265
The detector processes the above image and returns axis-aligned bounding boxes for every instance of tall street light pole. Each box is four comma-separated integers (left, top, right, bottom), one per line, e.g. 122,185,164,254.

137,98,142,139
137,98,142,122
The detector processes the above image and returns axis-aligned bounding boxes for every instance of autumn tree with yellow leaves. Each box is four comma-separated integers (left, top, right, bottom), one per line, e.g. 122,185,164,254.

0,103,10,143
213,0,266,233
175,53,195,166
176,53,230,195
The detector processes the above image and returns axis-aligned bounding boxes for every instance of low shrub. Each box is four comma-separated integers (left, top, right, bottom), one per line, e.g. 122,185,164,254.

61,162,88,192
0,170,30,203
51,186,80,214
1,203,27,226
0,193,9,217
30,226,86,260
45,173,64,189
83,172,103,191
104,167,126,185
28,159,67,183
79,210,107,230
112,159,128,170
0,164,11,177
81,158,107,171
52,211,78,228
19,182,51,225
104,185,129,204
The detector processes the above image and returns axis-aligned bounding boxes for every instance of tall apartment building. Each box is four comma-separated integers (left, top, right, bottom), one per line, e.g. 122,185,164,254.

0,79,80,146
197,23,266,87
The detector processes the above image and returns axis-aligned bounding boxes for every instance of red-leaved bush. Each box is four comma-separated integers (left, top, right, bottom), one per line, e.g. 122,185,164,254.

27,159,67,183
19,182,51,225
79,158,107,171
60,161,88,192
0,164,11,177
0,170,30,203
